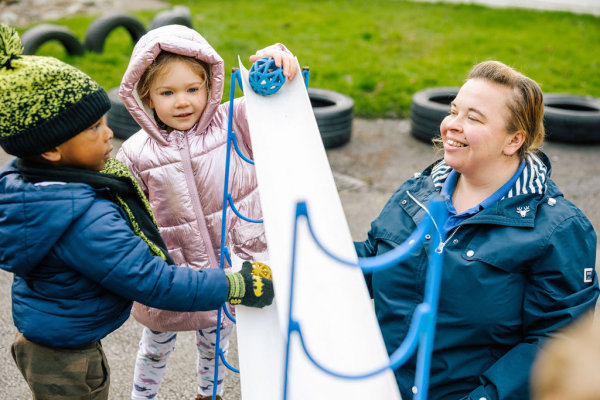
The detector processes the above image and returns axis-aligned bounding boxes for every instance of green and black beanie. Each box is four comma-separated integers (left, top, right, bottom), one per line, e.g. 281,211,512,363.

0,24,110,157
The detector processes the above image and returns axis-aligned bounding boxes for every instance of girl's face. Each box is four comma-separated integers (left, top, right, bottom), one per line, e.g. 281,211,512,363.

440,78,518,178
148,60,208,132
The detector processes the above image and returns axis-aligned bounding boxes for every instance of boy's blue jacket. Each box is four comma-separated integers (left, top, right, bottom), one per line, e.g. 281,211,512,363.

0,159,229,348
355,152,598,400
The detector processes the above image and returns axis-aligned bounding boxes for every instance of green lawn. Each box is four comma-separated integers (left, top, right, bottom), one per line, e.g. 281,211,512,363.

18,0,600,118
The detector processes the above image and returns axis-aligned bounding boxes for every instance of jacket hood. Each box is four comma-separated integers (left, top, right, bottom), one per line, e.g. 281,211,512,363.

119,25,225,146
0,160,96,276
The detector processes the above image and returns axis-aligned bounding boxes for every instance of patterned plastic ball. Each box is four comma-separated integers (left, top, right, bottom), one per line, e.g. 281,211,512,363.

248,57,286,96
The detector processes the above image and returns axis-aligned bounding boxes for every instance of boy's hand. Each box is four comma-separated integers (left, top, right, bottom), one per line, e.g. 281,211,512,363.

226,261,274,308
249,50,297,81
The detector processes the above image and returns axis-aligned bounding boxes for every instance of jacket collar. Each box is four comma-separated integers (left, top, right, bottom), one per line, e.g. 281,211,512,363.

430,152,549,199
410,151,558,228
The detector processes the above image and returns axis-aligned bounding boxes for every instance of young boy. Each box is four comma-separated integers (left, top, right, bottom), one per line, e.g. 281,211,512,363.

0,24,272,400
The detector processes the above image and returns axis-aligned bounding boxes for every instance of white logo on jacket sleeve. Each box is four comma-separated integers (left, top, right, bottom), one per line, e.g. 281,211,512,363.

516,206,530,217
584,268,593,283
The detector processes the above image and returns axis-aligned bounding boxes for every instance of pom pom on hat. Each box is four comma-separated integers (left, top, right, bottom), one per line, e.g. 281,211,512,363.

0,24,110,157
0,24,23,69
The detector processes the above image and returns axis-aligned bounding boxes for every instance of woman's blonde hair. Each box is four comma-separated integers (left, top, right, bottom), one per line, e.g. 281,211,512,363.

468,60,545,158
137,51,211,109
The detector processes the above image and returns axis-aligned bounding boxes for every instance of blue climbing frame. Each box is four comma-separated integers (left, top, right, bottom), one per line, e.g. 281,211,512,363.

212,62,445,400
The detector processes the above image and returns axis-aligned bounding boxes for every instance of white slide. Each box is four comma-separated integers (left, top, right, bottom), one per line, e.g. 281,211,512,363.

233,57,401,400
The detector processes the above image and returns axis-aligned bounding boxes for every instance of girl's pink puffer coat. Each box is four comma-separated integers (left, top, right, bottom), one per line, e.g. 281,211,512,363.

116,25,282,331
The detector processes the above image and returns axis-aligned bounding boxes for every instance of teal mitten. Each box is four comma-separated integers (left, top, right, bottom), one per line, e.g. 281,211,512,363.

226,261,274,308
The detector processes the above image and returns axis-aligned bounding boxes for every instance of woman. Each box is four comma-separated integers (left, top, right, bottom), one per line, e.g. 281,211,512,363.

355,60,599,400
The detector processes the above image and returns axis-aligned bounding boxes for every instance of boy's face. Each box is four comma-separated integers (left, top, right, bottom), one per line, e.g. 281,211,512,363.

53,115,114,171
148,60,208,132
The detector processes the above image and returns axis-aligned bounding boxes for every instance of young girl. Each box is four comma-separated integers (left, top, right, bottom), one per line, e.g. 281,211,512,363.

116,25,296,400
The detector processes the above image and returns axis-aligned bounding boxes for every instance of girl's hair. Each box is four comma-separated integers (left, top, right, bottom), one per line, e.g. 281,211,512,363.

137,51,212,108
468,60,545,158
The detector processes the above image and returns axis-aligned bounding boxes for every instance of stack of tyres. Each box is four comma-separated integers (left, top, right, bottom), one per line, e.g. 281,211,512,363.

150,6,194,30
410,87,459,144
106,87,140,140
309,88,354,149
543,94,600,144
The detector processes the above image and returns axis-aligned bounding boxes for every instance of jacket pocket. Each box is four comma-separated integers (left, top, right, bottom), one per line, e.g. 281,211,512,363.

461,234,523,274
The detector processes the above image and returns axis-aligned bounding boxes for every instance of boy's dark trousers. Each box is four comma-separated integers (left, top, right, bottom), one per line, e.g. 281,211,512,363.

11,332,110,400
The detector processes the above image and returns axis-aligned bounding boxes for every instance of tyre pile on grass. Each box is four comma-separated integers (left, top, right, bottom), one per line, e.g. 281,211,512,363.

410,87,600,145
19,9,355,148
20,6,192,140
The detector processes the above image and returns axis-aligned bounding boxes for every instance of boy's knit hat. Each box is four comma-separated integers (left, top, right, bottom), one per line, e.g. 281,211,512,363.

0,24,110,157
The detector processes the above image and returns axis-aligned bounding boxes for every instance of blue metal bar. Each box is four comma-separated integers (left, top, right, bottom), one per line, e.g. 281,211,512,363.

211,308,224,400
227,194,263,223
283,198,445,399
223,246,232,268
222,303,236,323
282,202,305,400
230,130,255,165
413,200,445,400
302,67,310,89
297,199,432,272
211,68,247,399
219,347,240,373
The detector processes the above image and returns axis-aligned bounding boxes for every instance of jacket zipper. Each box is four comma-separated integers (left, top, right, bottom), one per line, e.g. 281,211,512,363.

177,131,219,268
406,191,459,253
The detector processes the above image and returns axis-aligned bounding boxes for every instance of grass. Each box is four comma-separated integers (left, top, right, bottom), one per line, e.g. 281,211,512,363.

16,0,600,118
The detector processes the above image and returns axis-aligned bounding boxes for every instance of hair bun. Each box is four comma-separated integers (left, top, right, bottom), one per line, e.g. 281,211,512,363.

0,24,24,69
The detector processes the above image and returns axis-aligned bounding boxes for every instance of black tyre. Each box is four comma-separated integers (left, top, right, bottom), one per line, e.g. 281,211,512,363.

308,88,354,149
150,6,193,30
543,94,600,144
410,87,458,143
410,110,441,143
20,24,84,56
106,87,140,140
84,13,146,53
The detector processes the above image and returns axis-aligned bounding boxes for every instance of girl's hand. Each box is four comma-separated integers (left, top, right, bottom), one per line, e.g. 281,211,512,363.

249,50,297,81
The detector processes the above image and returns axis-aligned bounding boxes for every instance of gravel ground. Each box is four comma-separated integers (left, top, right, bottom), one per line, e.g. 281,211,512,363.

0,0,168,27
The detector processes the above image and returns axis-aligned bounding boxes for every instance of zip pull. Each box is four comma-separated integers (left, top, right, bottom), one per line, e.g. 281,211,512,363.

435,242,445,254
175,131,185,150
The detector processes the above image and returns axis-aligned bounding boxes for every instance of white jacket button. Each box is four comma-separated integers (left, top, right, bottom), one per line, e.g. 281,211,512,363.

466,250,475,257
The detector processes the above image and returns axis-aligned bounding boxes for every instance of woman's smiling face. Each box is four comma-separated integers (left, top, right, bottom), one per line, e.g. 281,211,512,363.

440,78,516,177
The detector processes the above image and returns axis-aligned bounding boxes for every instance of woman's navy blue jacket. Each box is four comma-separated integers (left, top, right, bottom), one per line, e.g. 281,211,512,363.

355,152,598,400
0,159,228,348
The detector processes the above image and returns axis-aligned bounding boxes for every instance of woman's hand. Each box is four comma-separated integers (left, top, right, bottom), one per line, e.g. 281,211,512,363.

249,50,297,81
